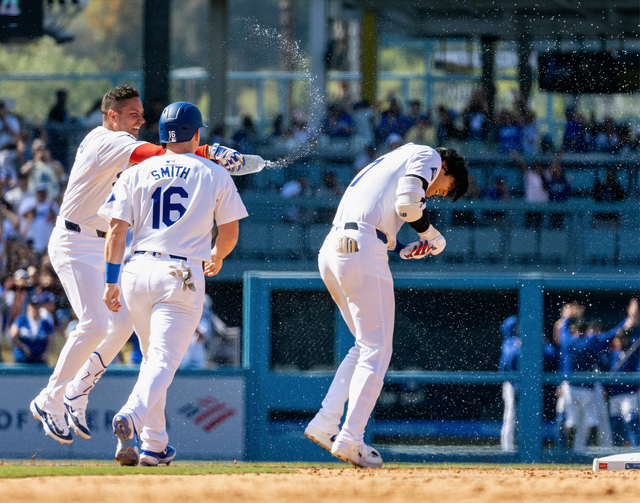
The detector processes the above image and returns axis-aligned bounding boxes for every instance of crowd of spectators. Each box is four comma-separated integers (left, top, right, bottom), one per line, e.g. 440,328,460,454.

215,90,639,206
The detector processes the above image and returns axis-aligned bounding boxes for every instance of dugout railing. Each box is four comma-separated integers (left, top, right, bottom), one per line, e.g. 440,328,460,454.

243,271,640,464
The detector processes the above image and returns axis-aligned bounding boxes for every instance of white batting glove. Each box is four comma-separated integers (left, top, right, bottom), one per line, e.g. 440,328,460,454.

210,143,245,173
419,225,446,256
399,225,446,259
169,260,196,292
399,240,434,259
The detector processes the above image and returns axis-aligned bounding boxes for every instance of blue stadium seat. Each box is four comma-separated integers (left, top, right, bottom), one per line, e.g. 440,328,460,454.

239,221,272,258
567,169,595,196
583,229,617,264
271,223,302,258
509,229,539,261
618,231,640,264
472,228,504,260
444,228,472,262
539,229,569,263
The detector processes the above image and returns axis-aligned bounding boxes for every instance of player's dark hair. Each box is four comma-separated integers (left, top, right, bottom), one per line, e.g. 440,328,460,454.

436,147,469,202
101,86,140,118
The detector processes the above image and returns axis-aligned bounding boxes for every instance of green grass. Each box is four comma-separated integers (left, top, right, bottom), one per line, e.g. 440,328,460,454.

0,460,590,479
0,461,295,478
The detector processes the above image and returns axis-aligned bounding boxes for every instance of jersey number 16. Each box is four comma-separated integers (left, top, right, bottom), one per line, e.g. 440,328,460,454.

151,186,188,229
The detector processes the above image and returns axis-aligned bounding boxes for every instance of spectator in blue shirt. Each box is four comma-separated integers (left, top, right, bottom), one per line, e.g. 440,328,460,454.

545,156,571,228
10,293,54,364
321,104,354,138
496,110,522,154
376,98,412,143
232,116,259,155
562,107,587,153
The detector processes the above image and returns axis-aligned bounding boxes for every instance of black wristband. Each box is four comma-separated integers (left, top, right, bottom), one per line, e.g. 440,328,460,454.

408,208,431,233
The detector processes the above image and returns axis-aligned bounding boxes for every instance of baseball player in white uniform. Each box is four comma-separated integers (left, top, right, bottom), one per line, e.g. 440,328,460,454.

100,101,247,466
304,144,468,467
30,86,244,444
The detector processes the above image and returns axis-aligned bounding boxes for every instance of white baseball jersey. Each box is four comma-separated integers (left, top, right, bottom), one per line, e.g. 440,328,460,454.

60,126,143,231
99,153,248,261
333,143,441,249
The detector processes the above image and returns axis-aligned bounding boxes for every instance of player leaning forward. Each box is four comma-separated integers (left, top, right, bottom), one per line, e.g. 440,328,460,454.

101,101,247,466
30,86,244,444
305,144,468,468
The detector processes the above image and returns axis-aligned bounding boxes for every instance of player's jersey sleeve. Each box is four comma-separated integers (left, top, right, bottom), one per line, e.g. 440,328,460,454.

213,170,249,225
97,132,141,171
98,171,134,225
404,144,442,187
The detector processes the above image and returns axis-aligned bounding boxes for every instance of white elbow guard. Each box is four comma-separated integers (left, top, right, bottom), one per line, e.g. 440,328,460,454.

395,176,426,222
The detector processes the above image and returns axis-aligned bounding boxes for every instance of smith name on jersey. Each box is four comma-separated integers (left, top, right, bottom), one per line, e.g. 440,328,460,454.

98,153,247,262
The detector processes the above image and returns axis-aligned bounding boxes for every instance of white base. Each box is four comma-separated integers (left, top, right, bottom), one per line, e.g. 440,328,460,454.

593,452,640,471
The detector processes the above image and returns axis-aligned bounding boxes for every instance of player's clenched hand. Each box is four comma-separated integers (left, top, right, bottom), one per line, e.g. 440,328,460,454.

103,283,121,312
210,143,245,173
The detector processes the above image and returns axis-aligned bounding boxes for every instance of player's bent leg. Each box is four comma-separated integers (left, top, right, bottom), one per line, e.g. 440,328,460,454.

336,248,394,446
35,229,110,419
306,246,362,450
139,389,169,454
120,258,203,453
307,346,359,435
64,305,135,439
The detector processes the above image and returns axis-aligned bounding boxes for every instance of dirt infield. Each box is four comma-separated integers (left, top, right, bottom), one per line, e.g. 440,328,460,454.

2,467,640,503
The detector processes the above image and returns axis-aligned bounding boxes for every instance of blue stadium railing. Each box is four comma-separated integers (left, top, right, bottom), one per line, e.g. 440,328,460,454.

243,271,640,464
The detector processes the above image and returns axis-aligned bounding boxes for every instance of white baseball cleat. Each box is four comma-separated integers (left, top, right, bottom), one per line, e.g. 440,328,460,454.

65,403,91,439
30,399,73,445
331,441,383,469
304,424,337,452
112,413,139,466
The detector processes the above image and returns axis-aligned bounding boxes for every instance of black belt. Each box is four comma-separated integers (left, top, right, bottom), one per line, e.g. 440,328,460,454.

65,219,107,238
134,251,187,261
344,222,388,244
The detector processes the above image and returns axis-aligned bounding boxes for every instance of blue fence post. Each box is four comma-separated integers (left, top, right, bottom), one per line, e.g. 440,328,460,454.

243,271,272,461
517,277,544,463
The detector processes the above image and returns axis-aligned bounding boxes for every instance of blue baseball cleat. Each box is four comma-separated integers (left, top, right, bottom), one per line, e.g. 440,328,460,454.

112,413,139,466
139,445,177,466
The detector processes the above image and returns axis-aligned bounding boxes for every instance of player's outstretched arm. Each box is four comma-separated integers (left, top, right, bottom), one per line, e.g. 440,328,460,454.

102,218,130,312
205,220,239,277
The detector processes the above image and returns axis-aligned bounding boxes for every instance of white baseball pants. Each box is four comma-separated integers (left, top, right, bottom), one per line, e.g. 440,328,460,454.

310,224,394,445
566,385,598,452
118,253,204,453
501,381,517,452
609,392,639,422
35,226,134,416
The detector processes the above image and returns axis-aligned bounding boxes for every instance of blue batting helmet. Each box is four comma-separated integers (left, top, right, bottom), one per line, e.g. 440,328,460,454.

159,101,206,143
